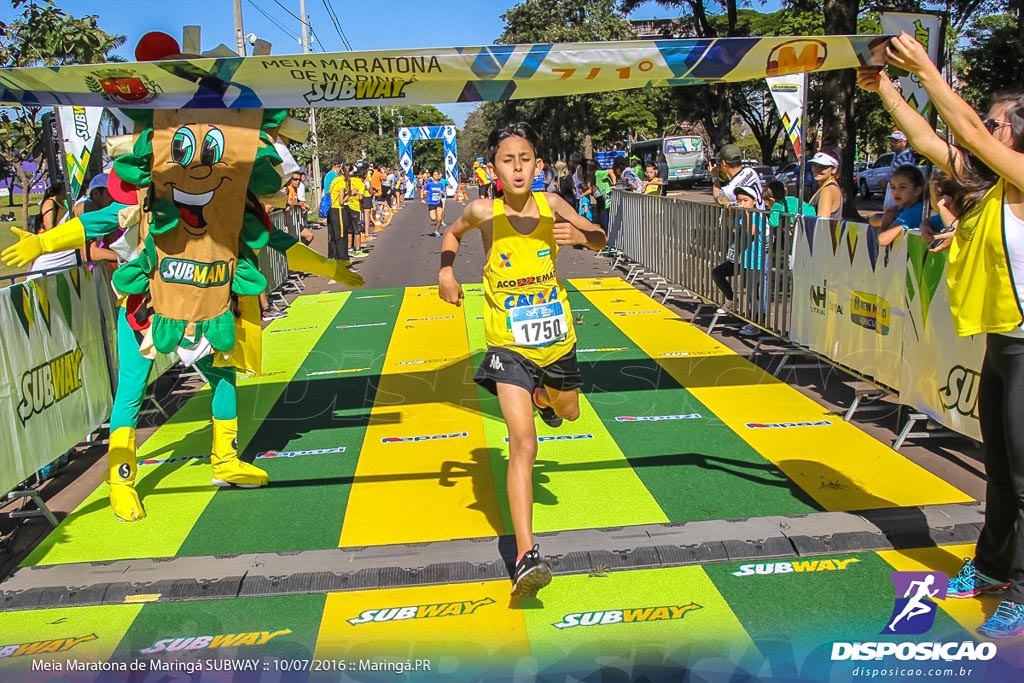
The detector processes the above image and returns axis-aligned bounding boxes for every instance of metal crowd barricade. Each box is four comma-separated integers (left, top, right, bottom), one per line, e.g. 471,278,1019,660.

608,190,794,339
258,206,306,293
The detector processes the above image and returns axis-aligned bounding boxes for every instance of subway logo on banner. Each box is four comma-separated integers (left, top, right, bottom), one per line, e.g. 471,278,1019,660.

140,630,290,654
159,258,230,288
0,634,96,658
18,347,84,425
553,603,701,630
732,557,859,577
348,598,495,625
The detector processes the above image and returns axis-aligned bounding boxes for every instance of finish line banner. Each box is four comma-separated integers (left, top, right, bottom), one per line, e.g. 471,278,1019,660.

0,267,114,494
0,36,888,109
791,218,906,390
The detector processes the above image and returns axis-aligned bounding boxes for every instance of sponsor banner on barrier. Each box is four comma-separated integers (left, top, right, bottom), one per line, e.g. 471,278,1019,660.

0,266,113,494
0,37,887,110
791,219,906,389
900,245,984,440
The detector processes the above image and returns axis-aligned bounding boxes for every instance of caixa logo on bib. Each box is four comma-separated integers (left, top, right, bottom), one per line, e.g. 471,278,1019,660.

940,365,980,419
18,347,84,425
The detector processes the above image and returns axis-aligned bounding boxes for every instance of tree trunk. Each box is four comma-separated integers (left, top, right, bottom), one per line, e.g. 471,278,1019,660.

16,165,31,219
583,130,594,160
822,0,859,218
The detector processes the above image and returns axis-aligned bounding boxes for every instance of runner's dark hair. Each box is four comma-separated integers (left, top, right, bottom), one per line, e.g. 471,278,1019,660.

487,122,540,162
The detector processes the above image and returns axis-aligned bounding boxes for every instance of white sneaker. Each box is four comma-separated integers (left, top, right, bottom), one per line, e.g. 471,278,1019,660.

716,301,734,315
739,324,760,337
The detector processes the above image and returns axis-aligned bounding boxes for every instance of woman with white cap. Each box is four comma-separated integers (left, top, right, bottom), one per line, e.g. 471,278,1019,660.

807,150,843,222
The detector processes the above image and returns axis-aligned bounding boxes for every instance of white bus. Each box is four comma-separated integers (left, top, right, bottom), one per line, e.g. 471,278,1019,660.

630,136,708,188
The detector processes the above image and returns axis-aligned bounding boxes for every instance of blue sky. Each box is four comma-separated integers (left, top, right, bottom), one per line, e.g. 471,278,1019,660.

1,0,695,125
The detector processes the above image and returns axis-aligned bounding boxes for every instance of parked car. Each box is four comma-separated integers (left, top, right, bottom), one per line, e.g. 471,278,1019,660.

750,165,775,187
855,152,895,198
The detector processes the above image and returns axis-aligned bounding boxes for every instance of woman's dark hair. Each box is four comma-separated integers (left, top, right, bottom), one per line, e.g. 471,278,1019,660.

767,180,787,200
891,163,924,188
43,182,65,200
486,122,540,163
945,91,1023,215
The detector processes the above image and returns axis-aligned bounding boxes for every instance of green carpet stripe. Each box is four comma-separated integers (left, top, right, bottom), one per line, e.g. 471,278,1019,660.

564,285,821,521
23,293,348,567
177,289,403,556
702,551,974,670
112,594,325,664
462,286,667,533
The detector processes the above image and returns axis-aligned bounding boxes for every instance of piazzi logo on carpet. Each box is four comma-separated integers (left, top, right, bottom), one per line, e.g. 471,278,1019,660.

552,603,701,629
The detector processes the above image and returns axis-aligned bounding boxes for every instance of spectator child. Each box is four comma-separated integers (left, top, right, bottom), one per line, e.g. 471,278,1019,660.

874,164,926,246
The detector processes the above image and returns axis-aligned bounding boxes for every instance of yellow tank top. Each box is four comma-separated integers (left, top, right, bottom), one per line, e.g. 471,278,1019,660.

483,192,576,365
948,179,1024,336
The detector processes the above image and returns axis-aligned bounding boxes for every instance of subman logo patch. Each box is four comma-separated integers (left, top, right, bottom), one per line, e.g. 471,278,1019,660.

159,258,230,287
553,604,701,629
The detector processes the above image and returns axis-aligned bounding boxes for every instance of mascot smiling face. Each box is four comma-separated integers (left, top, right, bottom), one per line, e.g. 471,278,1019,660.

149,108,263,327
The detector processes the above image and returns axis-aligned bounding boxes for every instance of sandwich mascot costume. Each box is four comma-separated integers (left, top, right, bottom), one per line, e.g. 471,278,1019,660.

1,33,363,521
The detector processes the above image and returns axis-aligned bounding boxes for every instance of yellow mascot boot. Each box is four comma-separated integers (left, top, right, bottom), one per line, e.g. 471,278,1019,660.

210,418,269,488
107,427,146,521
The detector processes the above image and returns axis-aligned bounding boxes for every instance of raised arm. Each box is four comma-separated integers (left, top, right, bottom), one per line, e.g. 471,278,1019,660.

886,32,1023,193
857,65,959,176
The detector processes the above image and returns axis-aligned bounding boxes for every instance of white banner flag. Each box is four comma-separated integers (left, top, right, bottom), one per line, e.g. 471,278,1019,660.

766,73,805,157
879,12,944,119
56,105,103,201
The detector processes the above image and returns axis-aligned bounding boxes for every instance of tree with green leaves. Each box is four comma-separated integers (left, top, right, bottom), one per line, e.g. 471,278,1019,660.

0,0,124,215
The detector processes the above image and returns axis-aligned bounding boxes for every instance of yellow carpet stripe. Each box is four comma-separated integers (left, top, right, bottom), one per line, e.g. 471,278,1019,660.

26,293,349,566
338,286,502,547
571,278,971,511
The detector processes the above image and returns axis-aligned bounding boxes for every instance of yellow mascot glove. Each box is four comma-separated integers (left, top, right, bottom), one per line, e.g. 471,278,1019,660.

1,220,87,268
285,242,364,288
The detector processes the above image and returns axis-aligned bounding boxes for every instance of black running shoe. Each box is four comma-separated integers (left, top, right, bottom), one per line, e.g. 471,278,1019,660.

511,544,552,598
532,388,563,428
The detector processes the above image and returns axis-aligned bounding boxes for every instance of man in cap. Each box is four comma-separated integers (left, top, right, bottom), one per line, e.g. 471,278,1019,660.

883,131,915,210
711,143,764,210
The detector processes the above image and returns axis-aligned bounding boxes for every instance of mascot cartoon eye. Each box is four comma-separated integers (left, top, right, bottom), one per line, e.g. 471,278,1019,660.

201,127,225,166
171,127,197,166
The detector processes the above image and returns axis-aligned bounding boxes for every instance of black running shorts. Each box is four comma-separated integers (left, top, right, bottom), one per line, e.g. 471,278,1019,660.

474,346,582,397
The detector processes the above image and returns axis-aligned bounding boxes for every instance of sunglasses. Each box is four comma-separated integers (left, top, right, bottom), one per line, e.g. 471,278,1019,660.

984,118,1010,133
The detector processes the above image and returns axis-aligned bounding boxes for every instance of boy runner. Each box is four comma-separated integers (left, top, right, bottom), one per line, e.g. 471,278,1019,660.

438,122,607,597
422,170,447,237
